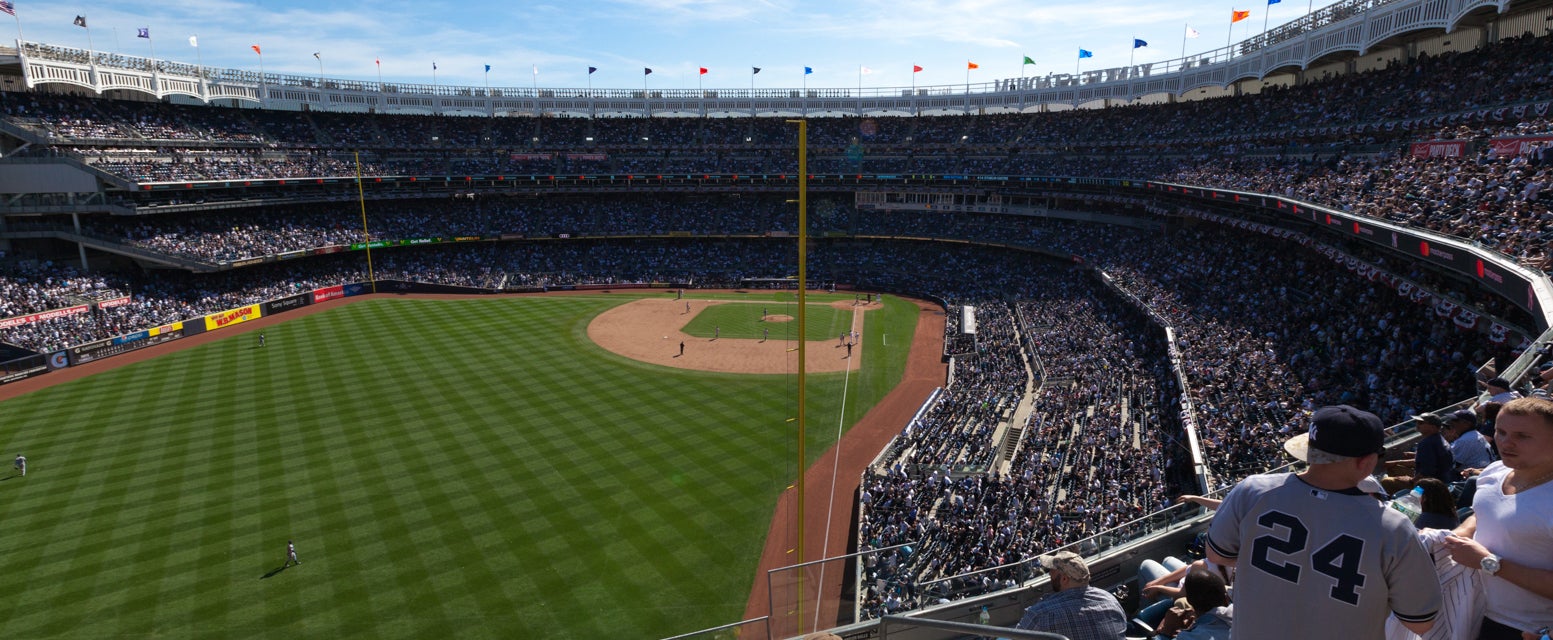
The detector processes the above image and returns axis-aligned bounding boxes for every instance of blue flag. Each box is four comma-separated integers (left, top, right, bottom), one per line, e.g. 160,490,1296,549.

1078,49,1093,59
138,28,150,39
1268,0,1281,3
484,64,491,73
1133,39,1147,48
588,66,597,74
804,66,813,74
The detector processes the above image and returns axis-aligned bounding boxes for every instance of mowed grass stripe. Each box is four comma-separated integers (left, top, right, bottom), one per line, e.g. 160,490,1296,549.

0,294,917,639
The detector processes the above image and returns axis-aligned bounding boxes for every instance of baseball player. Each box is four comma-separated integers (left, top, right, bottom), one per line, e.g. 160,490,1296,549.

684,301,690,314
678,341,685,357
13,454,23,477
763,327,769,342
258,333,266,348
284,540,301,567
1206,405,1441,638
714,326,719,340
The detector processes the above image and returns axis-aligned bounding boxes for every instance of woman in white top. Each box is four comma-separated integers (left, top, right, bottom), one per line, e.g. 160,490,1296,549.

1444,397,1553,640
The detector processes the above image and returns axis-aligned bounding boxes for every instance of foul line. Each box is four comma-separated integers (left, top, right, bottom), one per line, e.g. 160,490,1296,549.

811,305,863,630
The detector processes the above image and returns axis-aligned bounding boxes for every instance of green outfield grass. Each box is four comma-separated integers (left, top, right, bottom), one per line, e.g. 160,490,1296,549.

679,299,851,341
0,292,920,639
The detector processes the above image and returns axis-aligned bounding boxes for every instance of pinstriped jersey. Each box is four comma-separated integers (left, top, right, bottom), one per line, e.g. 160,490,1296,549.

1207,472,1441,638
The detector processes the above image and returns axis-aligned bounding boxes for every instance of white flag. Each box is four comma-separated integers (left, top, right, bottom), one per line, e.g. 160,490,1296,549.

188,35,198,47
1185,26,1200,38
860,65,874,75
532,64,538,76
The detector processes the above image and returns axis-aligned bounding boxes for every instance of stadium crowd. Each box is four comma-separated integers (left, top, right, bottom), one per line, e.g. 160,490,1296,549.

5,22,1553,640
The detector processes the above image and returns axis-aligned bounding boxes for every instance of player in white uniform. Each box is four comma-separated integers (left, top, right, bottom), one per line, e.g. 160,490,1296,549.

1207,405,1441,638
13,454,23,477
285,540,301,567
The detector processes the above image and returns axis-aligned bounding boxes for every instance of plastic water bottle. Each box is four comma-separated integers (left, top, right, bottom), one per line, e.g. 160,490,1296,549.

1390,486,1424,520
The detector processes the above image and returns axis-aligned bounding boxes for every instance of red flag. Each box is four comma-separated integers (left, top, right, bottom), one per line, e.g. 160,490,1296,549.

967,61,979,70
912,65,923,72
698,67,707,75
251,44,261,55
1231,9,1251,22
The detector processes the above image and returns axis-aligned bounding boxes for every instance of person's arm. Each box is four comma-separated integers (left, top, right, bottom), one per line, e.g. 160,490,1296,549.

1175,495,1222,510
1442,535,1553,600
1143,564,1190,598
1452,513,1476,539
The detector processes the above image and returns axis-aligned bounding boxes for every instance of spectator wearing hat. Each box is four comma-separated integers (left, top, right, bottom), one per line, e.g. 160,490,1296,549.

1015,550,1127,640
1445,410,1496,472
1383,412,1455,493
1206,405,1441,638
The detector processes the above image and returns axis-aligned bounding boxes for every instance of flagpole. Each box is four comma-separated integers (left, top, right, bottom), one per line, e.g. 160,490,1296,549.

1182,23,1189,60
1262,3,1271,39
146,34,156,72
1228,10,1235,49
256,49,266,107
192,37,203,88
376,59,382,92
1130,36,1136,70
316,53,324,84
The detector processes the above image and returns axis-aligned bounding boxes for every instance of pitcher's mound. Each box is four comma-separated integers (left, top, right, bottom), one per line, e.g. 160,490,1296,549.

587,299,870,374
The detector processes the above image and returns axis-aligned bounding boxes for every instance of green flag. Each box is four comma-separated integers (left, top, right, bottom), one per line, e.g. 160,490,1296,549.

1022,56,1036,65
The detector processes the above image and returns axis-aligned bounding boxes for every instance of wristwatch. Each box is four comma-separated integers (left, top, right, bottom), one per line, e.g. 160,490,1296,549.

1480,554,1501,576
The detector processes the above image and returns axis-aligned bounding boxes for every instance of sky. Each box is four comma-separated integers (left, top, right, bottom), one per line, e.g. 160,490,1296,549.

6,0,1346,91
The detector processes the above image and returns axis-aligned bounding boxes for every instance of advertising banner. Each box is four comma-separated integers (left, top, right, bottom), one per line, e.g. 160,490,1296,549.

312,285,346,304
98,296,133,309
0,304,90,329
69,327,185,365
46,351,69,370
203,304,262,332
1489,135,1553,158
1408,140,1467,158
266,293,311,315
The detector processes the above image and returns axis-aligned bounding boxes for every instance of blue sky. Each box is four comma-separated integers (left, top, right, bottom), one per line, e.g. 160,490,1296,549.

9,0,1343,90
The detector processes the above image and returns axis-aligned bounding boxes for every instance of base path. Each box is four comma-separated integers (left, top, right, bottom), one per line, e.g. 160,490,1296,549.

741,298,947,635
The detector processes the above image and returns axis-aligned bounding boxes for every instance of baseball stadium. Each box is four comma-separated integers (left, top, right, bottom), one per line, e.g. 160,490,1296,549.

1,0,1553,638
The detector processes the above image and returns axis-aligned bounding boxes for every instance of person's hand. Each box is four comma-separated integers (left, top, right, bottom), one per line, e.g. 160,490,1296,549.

1442,534,1492,569
1155,606,1195,637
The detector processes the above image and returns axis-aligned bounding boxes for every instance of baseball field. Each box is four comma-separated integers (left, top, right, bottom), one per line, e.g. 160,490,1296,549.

0,290,923,639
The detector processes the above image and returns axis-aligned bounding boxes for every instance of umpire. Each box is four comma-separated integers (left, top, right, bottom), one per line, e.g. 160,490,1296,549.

1206,405,1442,638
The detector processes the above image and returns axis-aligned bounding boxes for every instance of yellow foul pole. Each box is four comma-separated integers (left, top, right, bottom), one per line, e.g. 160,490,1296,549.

354,152,378,294
786,118,808,634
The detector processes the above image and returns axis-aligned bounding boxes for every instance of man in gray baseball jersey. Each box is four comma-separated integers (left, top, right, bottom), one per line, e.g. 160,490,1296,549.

1206,405,1441,638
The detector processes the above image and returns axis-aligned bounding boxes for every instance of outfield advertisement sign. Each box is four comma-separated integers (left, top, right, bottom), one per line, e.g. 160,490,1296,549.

69,325,187,365
343,283,371,297
203,304,262,332
312,285,346,303
98,295,133,309
266,293,311,314
0,304,90,329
